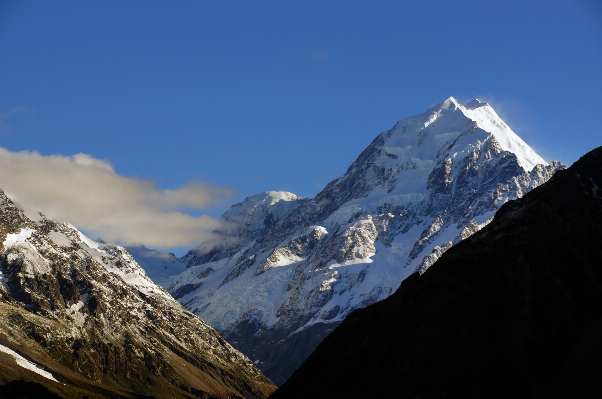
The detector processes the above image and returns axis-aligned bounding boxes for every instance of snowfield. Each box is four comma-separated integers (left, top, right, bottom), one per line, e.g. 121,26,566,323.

150,97,565,384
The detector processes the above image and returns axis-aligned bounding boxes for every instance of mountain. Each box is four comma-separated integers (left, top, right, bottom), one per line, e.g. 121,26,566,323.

125,245,187,285
163,97,564,385
0,190,276,398
271,145,602,399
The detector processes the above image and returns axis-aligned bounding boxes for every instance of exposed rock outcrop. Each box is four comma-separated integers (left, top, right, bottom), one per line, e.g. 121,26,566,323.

165,98,564,385
0,190,276,398
272,146,602,398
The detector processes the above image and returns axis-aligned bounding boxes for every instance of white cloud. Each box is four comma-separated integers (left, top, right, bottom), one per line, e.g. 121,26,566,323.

0,147,236,249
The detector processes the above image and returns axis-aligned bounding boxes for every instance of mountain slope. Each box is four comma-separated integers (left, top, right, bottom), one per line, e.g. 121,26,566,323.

271,146,602,399
125,245,187,285
0,190,276,398
165,97,564,384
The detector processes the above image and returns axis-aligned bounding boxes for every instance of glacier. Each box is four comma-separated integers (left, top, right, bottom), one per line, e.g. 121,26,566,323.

158,97,564,385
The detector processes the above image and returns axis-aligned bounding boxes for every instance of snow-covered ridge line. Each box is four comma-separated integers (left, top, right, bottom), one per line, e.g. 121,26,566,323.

2,214,170,299
156,97,564,385
0,189,276,398
447,96,546,170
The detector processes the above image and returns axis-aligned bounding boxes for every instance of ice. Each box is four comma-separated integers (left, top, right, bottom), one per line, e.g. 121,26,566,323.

161,95,557,344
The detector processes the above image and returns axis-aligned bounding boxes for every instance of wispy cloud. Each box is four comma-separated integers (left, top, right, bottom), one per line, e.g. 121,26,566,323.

0,106,34,131
0,147,236,249
0,106,29,119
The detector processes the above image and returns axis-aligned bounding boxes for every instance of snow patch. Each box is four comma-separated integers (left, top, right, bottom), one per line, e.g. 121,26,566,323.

0,269,8,292
327,255,375,269
3,228,34,250
67,300,87,326
76,230,102,250
319,271,339,291
0,343,59,382
323,205,363,227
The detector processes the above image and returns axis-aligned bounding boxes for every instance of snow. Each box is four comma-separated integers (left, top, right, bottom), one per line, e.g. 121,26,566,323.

0,343,59,382
222,191,304,231
78,242,105,265
268,253,305,268
373,193,427,210
3,228,34,250
67,300,87,326
432,131,463,147
327,255,375,269
461,99,546,170
164,239,315,329
2,228,53,275
385,97,546,174
126,245,186,281
76,229,101,250
323,205,363,227
463,98,487,110
383,145,413,159
0,269,8,292
74,231,168,297
162,95,560,348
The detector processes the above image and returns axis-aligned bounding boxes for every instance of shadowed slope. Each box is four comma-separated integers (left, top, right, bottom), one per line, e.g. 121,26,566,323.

167,98,562,385
272,146,602,398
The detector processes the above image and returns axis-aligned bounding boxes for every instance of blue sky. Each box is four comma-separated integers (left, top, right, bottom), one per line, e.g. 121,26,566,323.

0,0,601,253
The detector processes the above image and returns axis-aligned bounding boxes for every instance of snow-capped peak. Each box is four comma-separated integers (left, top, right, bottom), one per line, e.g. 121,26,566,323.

463,98,488,110
389,96,545,172
430,96,461,111
159,97,564,386
222,191,305,231
458,99,546,170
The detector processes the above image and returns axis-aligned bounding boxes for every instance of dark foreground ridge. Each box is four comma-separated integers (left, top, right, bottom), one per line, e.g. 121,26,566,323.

0,379,63,399
272,146,602,399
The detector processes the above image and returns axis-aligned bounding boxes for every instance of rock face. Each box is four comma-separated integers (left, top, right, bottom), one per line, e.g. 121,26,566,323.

271,146,602,399
165,97,564,385
0,190,276,398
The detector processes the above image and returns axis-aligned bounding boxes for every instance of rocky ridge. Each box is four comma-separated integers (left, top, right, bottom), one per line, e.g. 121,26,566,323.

0,189,275,398
272,145,602,398
164,97,564,384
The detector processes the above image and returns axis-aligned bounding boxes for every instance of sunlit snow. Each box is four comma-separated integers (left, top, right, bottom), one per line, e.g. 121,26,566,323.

0,343,59,382
160,96,560,347
3,228,34,249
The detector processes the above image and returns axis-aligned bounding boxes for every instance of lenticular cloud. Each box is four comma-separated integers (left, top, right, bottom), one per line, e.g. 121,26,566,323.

0,147,235,248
